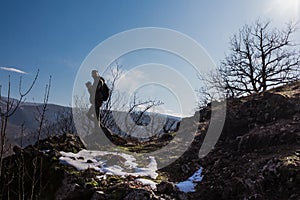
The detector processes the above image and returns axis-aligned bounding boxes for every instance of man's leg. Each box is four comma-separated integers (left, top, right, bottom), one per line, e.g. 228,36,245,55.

94,104,99,127
86,105,94,121
95,100,103,127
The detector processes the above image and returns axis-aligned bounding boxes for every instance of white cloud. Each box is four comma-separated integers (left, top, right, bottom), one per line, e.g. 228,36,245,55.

115,69,146,93
0,67,28,74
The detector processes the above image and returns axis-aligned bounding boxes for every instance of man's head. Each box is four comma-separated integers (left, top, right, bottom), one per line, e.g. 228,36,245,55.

91,70,99,79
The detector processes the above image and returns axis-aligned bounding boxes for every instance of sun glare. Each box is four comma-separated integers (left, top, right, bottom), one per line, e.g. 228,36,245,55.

271,0,300,19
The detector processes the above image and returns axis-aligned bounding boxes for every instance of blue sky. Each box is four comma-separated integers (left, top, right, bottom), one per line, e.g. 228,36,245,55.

0,0,299,115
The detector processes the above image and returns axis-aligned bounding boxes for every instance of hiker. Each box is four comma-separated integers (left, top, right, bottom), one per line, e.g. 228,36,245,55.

85,81,96,121
91,70,110,126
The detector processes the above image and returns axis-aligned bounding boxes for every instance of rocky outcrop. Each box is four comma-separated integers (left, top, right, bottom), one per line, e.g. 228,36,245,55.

189,81,300,200
1,133,189,200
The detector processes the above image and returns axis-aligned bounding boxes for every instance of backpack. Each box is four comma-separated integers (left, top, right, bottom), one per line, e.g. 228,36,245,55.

101,82,110,101
96,77,110,102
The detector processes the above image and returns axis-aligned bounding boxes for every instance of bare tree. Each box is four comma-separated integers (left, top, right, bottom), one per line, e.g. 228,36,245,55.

219,19,300,96
0,70,39,178
43,107,75,137
29,75,51,200
125,93,164,138
100,63,125,127
128,93,164,124
36,76,52,143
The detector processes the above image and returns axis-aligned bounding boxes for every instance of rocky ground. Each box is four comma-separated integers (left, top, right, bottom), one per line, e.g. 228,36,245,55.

1,81,300,200
190,81,300,200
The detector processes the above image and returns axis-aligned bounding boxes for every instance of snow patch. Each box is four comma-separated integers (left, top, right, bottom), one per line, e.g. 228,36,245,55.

135,178,157,190
59,149,158,179
176,168,203,193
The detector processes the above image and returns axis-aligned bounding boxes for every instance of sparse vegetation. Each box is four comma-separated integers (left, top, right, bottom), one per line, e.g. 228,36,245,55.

0,71,58,200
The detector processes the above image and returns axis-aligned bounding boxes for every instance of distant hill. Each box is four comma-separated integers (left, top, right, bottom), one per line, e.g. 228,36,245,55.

1,98,181,148
0,97,71,147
